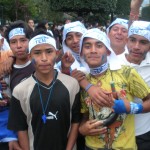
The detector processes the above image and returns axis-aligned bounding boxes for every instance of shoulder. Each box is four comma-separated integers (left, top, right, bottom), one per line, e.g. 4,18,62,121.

13,76,36,98
57,72,80,91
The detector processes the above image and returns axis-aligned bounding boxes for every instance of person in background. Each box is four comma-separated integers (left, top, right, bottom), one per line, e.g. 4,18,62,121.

27,18,35,31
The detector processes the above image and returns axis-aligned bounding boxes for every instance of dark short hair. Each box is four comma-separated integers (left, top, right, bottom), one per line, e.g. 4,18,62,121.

5,20,33,43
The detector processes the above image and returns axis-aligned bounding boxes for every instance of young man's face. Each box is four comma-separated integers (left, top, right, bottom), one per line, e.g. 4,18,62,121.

30,43,57,74
108,24,128,50
82,38,108,68
9,35,29,60
127,34,150,64
65,32,82,53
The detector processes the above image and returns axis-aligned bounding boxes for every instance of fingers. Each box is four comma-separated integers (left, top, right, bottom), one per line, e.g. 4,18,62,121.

79,119,107,136
0,100,7,106
71,69,85,82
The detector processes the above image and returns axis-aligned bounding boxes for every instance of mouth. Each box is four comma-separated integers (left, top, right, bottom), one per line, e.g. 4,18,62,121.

131,52,142,57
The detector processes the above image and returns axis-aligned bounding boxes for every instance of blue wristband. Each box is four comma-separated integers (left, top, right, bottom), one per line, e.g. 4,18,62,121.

113,99,127,114
130,102,143,114
85,83,93,92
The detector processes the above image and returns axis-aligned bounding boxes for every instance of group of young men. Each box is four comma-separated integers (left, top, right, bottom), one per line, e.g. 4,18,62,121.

0,0,150,150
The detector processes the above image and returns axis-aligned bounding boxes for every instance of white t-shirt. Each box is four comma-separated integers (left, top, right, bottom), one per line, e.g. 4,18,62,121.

119,52,150,136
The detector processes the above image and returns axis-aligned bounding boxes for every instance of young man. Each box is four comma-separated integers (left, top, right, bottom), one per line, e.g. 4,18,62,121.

0,20,34,150
119,20,150,150
8,31,81,150
79,28,150,150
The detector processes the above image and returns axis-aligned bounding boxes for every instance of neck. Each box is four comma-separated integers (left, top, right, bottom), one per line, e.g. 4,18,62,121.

111,45,125,55
35,70,55,85
15,57,29,65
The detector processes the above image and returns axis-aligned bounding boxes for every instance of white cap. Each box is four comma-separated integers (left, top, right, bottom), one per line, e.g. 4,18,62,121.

106,18,128,34
29,34,57,53
128,20,150,41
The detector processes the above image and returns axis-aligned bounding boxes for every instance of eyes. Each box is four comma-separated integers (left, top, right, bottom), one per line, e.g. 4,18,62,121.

33,49,54,55
129,37,149,45
10,38,28,44
112,27,128,34
83,42,104,50
66,33,82,41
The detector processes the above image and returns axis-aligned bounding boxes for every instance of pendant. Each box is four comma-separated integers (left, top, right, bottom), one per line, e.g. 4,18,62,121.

42,114,47,124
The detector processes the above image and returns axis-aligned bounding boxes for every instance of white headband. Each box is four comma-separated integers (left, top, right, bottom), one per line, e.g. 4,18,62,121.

106,18,128,34
29,34,57,53
128,21,150,41
9,28,25,39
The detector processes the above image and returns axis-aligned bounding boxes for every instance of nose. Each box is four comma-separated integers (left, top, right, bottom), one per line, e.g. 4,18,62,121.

134,41,140,49
16,41,22,48
73,36,79,43
118,29,122,34
91,45,96,52
41,52,47,61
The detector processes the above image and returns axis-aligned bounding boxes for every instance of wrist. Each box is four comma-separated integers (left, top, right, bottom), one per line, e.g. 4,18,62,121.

130,102,143,114
61,67,71,75
85,83,93,92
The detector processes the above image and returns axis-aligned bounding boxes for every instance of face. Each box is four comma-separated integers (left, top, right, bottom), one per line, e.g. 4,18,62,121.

9,35,29,60
108,24,128,50
30,43,57,74
127,34,150,64
45,23,49,30
82,38,108,68
28,20,34,29
65,32,82,53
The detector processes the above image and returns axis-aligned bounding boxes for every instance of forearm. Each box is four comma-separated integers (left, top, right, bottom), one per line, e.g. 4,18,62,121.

66,123,79,150
18,130,29,150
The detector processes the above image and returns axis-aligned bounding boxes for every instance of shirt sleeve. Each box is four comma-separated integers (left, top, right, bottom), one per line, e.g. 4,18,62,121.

8,96,28,131
128,68,150,99
71,92,81,123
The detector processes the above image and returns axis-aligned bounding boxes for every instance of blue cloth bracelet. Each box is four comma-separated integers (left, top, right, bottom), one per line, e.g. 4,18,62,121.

113,99,127,114
130,102,143,114
85,83,93,92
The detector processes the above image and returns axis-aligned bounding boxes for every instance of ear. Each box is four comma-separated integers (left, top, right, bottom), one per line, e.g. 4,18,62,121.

1,38,4,45
106,49,111,56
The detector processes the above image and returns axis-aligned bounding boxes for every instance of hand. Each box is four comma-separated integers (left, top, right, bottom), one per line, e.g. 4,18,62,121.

61,51,75,70
9,141,22,150
2,57,13,74
71,69,85,82
79,119,107,136
88,85,113,107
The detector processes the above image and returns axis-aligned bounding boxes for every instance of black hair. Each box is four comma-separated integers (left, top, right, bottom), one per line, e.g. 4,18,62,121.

35,20,48,31
5,20,33,43
30,28,53,39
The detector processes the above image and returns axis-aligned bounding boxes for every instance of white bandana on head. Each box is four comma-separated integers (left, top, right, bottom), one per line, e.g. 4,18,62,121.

9,28,25,40
106,18,129,34
29,34,57,53
80,28,122,72
128,21,150,41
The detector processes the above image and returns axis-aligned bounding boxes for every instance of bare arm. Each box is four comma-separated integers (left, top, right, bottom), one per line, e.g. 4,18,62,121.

18,131,29,150
129,0,144,27
66,123,79,150
142,93,150,113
